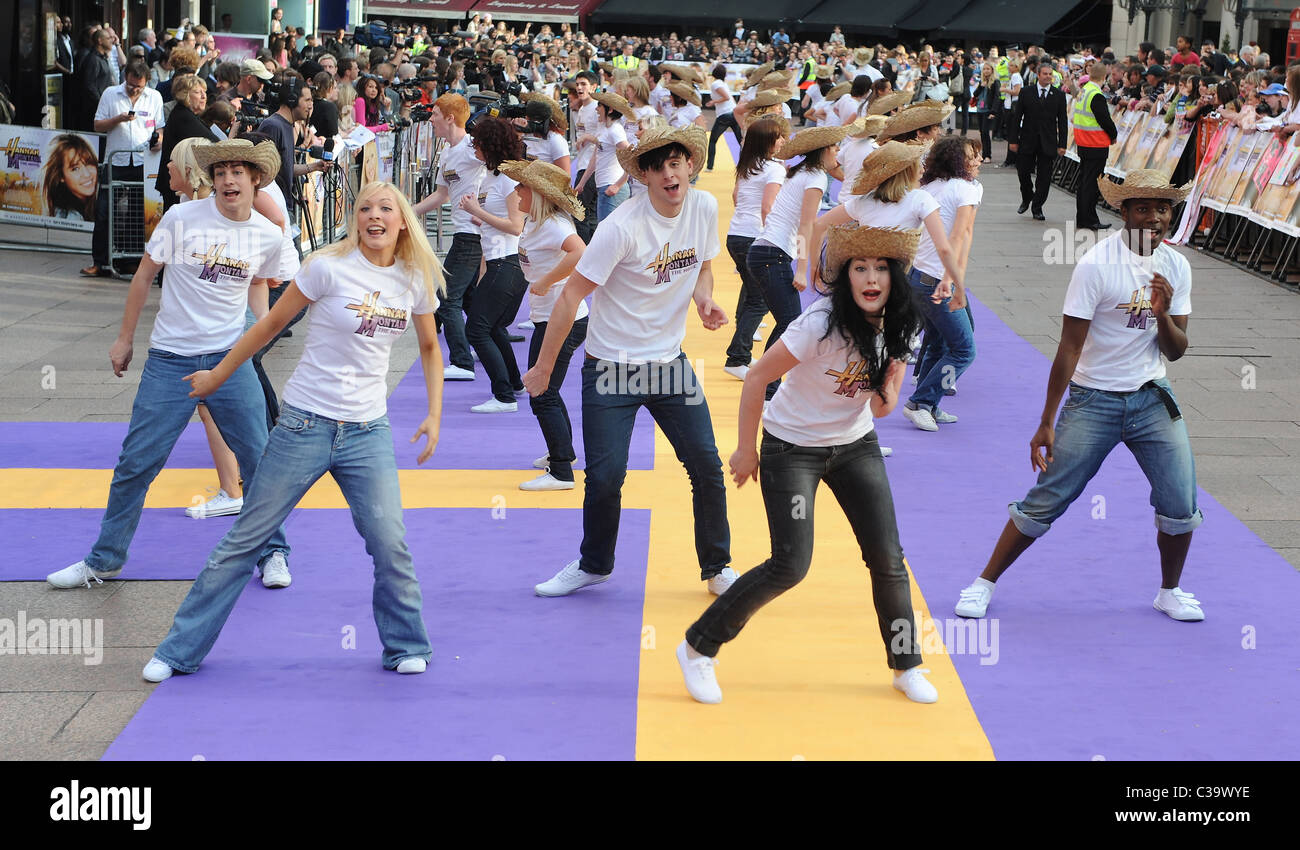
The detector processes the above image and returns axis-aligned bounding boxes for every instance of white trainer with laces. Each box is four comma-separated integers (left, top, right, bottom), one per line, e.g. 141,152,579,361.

47,560,121,589
955,578,995,618
444,365,475,380
535,559,610,597
260,551,291,589
676,640,722,704
186,488,243,518
880,446,894,457
533,454,550,469
518,320,536,330
933,409,959,424
902,404,939,432
723,364,749,381
396,658,427,674
706,567,740,595
471,398,518,413
1154,586,1205,621
519,472,575,491
142,657,173,683
893,667,938,703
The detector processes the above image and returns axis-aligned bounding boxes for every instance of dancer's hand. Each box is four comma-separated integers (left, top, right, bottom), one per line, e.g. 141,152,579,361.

1149,272,1172,317
522,364,551,397
1030,423,1054,473
411,414,440,464
109,339,133,377
529,281,553,296
184,369,220,399
932,280,952,303
729,447,759,487
696,297,728,330
949,283,967,311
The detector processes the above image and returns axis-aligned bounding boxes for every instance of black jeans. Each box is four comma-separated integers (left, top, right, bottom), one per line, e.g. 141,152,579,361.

466,255,527,402
526,317,588,481
746,242,803,399
1076,146,1108,227
93,163,143,268
574,169,598,243
436,232,482,371
976,111,993,160
724,235,769,367
707,112,743,169
1017,144,1056,212
686,429,921,671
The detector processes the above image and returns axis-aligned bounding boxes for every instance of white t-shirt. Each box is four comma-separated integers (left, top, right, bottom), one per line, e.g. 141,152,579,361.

856,65,884,83
573,100,601,171
96,84,164,167
520,215,589,323
261,181,302,279
912,178,981,278
1062,232,1192,392
837,137,877,197
594,120,628,187
764,297,884,446
478,171,520,261
729,159,786,238
436,135,486,234
575,189,721,363
524,131,569,165
669,103,701,128
1003,72,1023,108
834,93,864,126
754,169,829,258
282,248,438,421
144,196,281,356
711,79,735,116
651,83,673,116
845,188,939,231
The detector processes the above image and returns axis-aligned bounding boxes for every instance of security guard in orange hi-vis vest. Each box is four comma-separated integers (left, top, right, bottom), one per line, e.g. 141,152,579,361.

1073,58,1119,230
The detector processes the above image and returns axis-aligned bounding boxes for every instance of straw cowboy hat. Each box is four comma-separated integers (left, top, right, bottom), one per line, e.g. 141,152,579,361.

745,62,775,87
592,90,637,120
851,140,924,196
193,138,280,188
877,101,954,142
743,110,792,137
816,64,834,79
848,114,888,139
759,70,795,92
867,90,911,116
781,120,861,161
616,124,707,183
661,62,703,85
853,46,875,66
498,159,585,221
823,225,921,282
521,91,568,134
667,80,701,106
823,81,852,102
1098,169,1192,207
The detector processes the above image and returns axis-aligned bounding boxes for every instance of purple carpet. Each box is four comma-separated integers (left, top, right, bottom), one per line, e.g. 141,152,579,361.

101,508,649,760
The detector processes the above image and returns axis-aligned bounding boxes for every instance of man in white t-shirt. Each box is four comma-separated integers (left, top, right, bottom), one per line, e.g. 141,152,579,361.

48,139,293,591
522,126,738,598
412,94,486,381
954,172,1205,624
568,72,602,242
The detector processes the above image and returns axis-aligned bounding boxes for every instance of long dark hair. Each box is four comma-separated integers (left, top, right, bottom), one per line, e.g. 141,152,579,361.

787,145,832,179
735,116,783,180
921,135,978,185
816,258,920,400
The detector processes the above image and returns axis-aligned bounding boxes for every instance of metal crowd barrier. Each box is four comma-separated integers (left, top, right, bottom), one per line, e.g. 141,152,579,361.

104,152,146,276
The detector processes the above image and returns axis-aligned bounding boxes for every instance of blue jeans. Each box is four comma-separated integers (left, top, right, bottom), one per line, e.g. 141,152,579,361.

908,268,976,411
724,235,769,367
86,349,288,574
154,404,430,672
437,232,482,371
466,255,527,402
527,317,588,481
746,243,803,399
579,354,730,578
596,183,630,221
1010,380,1204,538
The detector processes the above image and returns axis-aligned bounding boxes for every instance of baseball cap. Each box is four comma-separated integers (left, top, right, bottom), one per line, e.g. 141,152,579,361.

1261,82,1288,95
1144,64,1166,77
240,58,273,80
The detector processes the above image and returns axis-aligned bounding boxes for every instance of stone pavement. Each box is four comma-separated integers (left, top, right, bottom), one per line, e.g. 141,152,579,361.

1,137,1297,760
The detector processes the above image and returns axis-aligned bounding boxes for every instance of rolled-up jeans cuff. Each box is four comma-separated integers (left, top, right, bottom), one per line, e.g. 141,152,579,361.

1155,508,1204,536
1008,501,1051,538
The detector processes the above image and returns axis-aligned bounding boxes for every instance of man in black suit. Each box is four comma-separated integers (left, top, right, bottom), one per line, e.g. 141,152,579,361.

1008,61,1068,221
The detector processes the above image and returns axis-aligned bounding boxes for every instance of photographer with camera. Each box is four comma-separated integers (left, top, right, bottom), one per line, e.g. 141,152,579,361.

259,74,329,240
219,59,272,109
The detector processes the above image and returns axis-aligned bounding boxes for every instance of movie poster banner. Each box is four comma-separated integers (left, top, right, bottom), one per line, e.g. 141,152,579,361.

142,148,163,241
1105,109,1144,175
0,124,103,231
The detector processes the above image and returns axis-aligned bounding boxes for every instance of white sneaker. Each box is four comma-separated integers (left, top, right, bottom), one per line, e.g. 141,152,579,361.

933,409,959,424
706,566,740,595
396,658,427,674
444,365,475,381
955,578,995,618
902,405,939,432
533,454,550,469
535,559,610,597
676,640,722,703
1154,586,1205,621
186,489,243,518
142,657,173,683
471,398,518,413
519,472,575,491
260,551,291,589
880,446,894,457
753,329,764,341
518,320,536,330
723,364,749,381
892,667,938,703
47,560,121,589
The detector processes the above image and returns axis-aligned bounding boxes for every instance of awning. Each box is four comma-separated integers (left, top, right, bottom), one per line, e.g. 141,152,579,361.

363,0,479,21
893,0,976,33
797,1,904,36
937,0,1090,43
469,0,604,24
589,0,804,28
